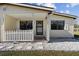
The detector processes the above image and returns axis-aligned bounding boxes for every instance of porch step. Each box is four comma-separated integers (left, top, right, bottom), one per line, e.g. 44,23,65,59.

34,36,46,42
34,36,47,42
34,36,46,40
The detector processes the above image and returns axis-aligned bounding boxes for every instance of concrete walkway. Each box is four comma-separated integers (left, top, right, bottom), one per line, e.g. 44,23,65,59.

0,39,79,51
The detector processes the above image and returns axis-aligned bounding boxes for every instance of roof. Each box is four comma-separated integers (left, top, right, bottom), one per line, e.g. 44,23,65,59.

53,12,77,19
21,3,54,9
0,3,77,19
0,3,54,11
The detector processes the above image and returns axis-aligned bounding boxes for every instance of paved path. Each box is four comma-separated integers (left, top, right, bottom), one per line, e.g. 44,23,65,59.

1,39,79,51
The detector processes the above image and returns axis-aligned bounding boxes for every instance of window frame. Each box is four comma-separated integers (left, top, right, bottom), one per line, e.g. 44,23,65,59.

51,20,65,30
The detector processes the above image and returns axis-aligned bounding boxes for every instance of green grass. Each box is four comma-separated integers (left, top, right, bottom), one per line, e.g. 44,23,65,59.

0,50,79,56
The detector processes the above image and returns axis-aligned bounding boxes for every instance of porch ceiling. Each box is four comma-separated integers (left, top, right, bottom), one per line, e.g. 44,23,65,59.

6,13,47,20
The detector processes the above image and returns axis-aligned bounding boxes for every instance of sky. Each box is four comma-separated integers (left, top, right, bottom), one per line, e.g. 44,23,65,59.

54,3,79,24
55,3,79,16
36,3,79,16
33,3,79,24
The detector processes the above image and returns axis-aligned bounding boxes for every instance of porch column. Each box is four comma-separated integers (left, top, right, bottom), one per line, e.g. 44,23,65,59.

1,6,6,42
46,16,50,41
1,14,5,42
32,13,35,41
33,17,35,41
0,14,4,42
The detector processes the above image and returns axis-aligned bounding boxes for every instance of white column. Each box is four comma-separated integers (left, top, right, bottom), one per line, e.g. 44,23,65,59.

32,19,35,41
1,14,5,42
32,13,35,41
1,6,6,42
46,16,50,41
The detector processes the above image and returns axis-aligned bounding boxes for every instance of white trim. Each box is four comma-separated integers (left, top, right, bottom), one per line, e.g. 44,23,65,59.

8,3,54,11
54,12,77,19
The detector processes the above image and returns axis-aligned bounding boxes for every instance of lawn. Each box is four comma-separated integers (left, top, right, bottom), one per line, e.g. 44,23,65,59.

0,50,79,56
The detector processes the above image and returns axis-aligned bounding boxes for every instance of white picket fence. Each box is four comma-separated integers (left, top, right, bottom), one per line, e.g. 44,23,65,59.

5,30,34,41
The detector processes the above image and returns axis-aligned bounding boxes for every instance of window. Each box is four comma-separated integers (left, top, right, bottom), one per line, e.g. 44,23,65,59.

20,21,32,30
51,21,64,30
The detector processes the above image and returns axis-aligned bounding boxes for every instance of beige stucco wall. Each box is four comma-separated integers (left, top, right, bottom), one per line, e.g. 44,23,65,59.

5,15,17,31
3,4,48,14
50,14,74,38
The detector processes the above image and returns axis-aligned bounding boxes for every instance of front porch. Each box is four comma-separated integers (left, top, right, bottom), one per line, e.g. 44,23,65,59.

1,13,50,42
5,30,47,42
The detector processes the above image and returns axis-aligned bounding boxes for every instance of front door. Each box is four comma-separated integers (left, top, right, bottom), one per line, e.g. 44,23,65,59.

36,21,43,35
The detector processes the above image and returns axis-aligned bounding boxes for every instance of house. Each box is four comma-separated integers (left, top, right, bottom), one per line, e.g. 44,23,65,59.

0,3,77,42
